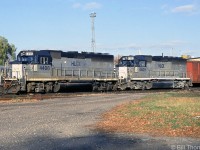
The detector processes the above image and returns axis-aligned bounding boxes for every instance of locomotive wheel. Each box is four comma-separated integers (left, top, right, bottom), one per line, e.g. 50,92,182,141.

92,82,99,92
112,83,118,91
45,84,51,93
183,82,190,90
0,86,4,95
92,86,98,92
106,83,113,91
141,83,146,90
45,82,53,93
134,82,144,90
27,83,32,93
53,83,60,93
145,82,153,89
100,82,106,92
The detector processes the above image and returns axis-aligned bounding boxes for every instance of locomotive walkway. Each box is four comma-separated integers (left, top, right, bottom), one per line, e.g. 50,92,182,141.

0,93,199,150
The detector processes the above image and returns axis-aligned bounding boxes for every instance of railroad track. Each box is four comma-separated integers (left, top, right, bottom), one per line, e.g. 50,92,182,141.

0,87,198,102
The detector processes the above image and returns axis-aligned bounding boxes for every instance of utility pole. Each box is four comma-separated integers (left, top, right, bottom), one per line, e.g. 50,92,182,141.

90,12,96,52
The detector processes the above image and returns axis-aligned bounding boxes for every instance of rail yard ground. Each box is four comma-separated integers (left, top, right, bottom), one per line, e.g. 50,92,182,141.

0,92,200,150
96,92,200,138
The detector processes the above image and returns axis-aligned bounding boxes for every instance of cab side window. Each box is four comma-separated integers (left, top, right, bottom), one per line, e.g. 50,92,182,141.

40,57,48,64
139,61,146,67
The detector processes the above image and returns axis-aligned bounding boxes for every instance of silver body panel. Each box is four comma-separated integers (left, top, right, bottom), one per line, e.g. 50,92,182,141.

11,51,117,82
117,58,188,80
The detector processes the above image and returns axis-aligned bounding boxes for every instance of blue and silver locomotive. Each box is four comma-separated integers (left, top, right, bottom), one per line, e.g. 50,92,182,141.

4,50,118,93
116,55,192,90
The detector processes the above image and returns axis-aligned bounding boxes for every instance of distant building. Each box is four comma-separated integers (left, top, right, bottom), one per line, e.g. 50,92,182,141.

181,55,191,59
187,57,200,61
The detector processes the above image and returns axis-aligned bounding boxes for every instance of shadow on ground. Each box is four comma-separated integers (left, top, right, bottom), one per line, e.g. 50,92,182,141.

1,132,171,150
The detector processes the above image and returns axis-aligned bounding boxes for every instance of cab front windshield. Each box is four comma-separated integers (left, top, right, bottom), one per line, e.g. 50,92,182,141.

18,56,35,63
119,56,134,67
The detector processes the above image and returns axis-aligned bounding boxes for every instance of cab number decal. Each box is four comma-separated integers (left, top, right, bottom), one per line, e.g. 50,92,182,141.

40,66,50,70
158,64,165,68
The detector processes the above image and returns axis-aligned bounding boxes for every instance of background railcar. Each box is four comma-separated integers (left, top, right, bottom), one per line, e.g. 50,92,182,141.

187,58,200,85
116,55,192,90
0,65,11,83
0,65,4,84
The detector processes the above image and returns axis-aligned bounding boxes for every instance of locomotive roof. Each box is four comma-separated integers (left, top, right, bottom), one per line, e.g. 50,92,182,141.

121,55,186,62
19,50,113,57
60,51,113,58
152,56,186,61
17,50,113,62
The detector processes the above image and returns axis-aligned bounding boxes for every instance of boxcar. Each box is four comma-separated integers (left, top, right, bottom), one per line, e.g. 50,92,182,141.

187,58,200,85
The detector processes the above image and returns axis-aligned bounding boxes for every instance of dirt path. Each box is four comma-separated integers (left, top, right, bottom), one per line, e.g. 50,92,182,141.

0,93,199,150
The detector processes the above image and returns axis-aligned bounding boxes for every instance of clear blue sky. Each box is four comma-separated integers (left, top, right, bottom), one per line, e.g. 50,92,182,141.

1,0,200,57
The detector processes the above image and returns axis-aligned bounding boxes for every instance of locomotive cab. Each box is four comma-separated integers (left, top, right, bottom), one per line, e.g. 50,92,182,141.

12,50,52,80
116,55,150,80
9,50,53,92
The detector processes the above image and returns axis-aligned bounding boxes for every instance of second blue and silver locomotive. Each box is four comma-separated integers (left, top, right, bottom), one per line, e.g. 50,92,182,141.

116,55,191,90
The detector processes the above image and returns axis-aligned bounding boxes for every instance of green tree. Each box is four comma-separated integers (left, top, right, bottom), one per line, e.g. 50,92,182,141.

0,36,16,65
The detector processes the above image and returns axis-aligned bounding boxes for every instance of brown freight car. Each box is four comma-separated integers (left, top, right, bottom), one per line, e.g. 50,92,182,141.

187,58,200,85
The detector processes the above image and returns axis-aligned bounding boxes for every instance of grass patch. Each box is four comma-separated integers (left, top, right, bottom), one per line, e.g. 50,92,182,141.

96,91,200,138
